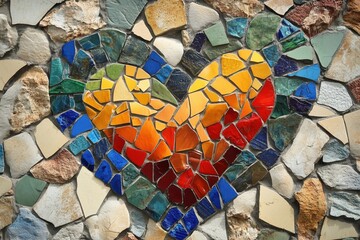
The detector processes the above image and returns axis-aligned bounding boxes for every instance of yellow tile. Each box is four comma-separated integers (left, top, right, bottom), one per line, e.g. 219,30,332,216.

168,121,178,127
92,103,116,130
224,93,240,110
188,78,209,93
250,51,264,63
149,99,165,110
101,77,114,90
229,70,253,93
116,102,128,114
138,79,150,92
252,78,263,90
136,68,150,80
125,65,137,77
174,98,190,125
198,61,219,80
85,106,97,120
113,76,135,102
221,53,245,76
155,104,176,122
110,110,131,126
201,103,228,127
239,93,246,108
124,75,138,91
129,102,157,116
155,121,167,131
134,92,151,105
249,88,258,99
83,91,104,111
238,49,253,61
189,115,200,129
240,99,252,118
93,90,111,103
131,117,142,127
211,76,237,95
204,87,223,103
250,62,272,79
189,91,209,117
196,124,210,142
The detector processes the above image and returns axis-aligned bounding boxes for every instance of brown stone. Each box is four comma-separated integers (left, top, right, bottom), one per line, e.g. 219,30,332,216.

30,149,80,184
145,0,187,36
119,232,138,240
285,0,343,37
347,78,360,103
295,178,327,240
204,0,264,17
344,0,360,34
0,197,16,230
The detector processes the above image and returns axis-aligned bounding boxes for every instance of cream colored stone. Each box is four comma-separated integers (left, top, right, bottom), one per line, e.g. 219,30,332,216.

52,222,84,240
198,212,228,240
34,118,68,158
259,185,295,233
265,0,293,15
320,217,358,240
76,167,110,218
153,37,184,66
269,164,295,199
132,20,153,41
308,104,336,118
144,219,167,240
0,176,12,197
188,2,220,32
318,116,348,145
0,60,27,91
188,231,208,240
344,109,360,160
0,197,16,230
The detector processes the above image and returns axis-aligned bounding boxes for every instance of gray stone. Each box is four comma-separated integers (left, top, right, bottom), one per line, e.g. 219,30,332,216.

318,81,353,112
0,14,18,57
0,0,7,6
198,211,227,240
0,197,16,230
129,206,147,238
344,110,360,160
257,229,290,240
330,192,360,220
52,222,84,240
322,139,350,163
317,164,360,190
6,208,50,240
188,2,219,32
269,164,295,199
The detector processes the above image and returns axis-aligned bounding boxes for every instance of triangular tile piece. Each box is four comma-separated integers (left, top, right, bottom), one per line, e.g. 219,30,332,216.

318,116,348,144
113,76,134,101
309,104,336,117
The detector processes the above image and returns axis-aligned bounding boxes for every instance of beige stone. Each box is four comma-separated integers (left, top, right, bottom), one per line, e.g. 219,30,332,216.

269,164,295,199
265,0,293,15
308,104,336,118
132,20,153,41
0,60,27,91
144,219,167,240
343,0,360,35
34,118,69,158
145,0,187,36
188,231,208,240
295,178,327,240
320,217,358,240
344,109,360,160
0,197,16,230
0,176,12,197
318,116,348,145
204,0,264,17
259,185,295,233
76,167,110,218
30,149,80,184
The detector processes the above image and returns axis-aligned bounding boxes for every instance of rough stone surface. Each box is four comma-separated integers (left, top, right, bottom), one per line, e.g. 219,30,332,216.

256,229,290,240
0,0,7,6
0,14,18,57
226,188,259,240
344,110,360,160
343,0,360,35
330,192,360,220
30,149,80,184
6,208,50,240
282,118,329,179
188,231,208,240
0,67,50,141
204,0,264,17
86,197,130,240
17,28,51,64
0,197,16,230
320,217,358,240
128,206,147,238
144,219,167,240
322,139,350,163
52,222,84,240
269,164,295,198
295,178,327,240
198,211,228,240
188,2,220,32
153,37,184,66
347,78,360,103
325,31,360,83
0,176,12,197
317,81,353,112
4,132,42,178
265,0,293,15
34,182,83,227
318,164,360,190
40,0,106,42
0,59,27,91
145,0,187,36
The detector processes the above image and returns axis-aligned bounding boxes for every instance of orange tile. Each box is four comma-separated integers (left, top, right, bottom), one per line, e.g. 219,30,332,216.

136,68,151,79
92,102,116,130
202,141,214,160
196,124,210,142
250,62,272,79
238,49,253,61
129,102,157,116
189,115,200,129
131,117,142,127
168,121,178,128
239,93,246,107
175,124,199,152
249,88,258,99
125,65,137,77
93,90,111,103
229,70,253,93
211,76,237,95
221,53,245,76
155,121,167,131
154,104,176,122
83,91,104,111
224,93,240,111
85,106,98,120
113,76,135,102
124,75,138,91
198,61,219,80
174,98,190,125
102,128,114,144
201,103,228,127
134,92,151,105
189,91,209,117
214,139,229,162
135,118,160,153
169,153,189,173
192,174,210,199
204,87,223,103
148,140,172,161
149,99,165,110
116,126,137,143
116,102,128,114
110,110,130,126
188,78,209,93
240,99,253,118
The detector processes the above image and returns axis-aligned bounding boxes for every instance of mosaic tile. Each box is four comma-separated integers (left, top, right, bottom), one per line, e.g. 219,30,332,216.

100,29,126,62
15,175,47,207
226,18,248,38
281,32,307,52
204,21,229,47
68,136,91,156
203,38,243,60
190,33,207,52
125,177,156,210
181,49,210,76
166,69,192,101
56,110,80,132
132,20,153,42
274,55,298,76
50,79,86,94
81,149,95,172
0,144,4,174
262,44,281,67
285,46,313,61
288,63,320,82
61,40,76,64
119,36,150,66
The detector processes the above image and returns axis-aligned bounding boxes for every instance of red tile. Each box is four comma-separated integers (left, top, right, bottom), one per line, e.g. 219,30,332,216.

126,147,147,168
141,162,153,182
236,113,263,142
224,108,239,125
223,146,242,164
113,134,125,153
175,124,199,152
167,184,183,205
206,123,222,141
207,176,219,188
252,79,275,121
191,174,210,199
157,169,176,192
154,160,170,182
213,159,229,175
183,188,197,208
102,128,114,144
162,127,176,151
222,124,247,149
178,169,195,189
199,161,218,175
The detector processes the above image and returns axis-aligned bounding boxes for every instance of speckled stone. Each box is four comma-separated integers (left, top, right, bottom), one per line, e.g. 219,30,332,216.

317,81,353,112
265,0,293,15
204,0,264,17
347,78,360,103
317,164,360,190
330,192,360,220
343,0,360,35
188,2,219,32
270,164,295,198
0,197,16,230
322,139,350,163
0,14,18,57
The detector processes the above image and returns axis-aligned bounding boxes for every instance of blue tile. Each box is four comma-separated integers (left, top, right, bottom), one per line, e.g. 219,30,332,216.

289,96,313,114
93,138,111,160
143,51,166,75
81,149,95,171
146,192,170,222
182,208,199,233
110,174,122,196
62,40,76,64
155,64,173,83
181,49,210,76
262,44,281,67
288,64,320,82
226,18,248,38
190,32,206,52
161,207,184,231
0,144,4,173
217,178,238,205
70,49,95,79
250,127,268,151
294,82,317,101
277,19,299,40
90,48,109,66
49,58,64,87
51,95,75,115
235,150,257,164
169,223,189,240
274,55,298,76
106,149,128,171
56,110,80,132
87,129,102,144
209,186,222,210
78,33,101,51
257,148,280,168
166,69,192,101
95,160,113,184
70,115,93,138
68,136,91,155
195,198,215,220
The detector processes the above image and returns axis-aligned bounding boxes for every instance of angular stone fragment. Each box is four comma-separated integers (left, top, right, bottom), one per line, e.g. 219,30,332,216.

144,219,167,240
320,217,358,240
0,197,16,230
188,2,219,32
318,81,353,112
0,60,27,91
318,116,348,144
40,0,106,42
204,0,264,17
265,0,293,15
269,164,294,198
347,78,360,103
343,0,360,35
198,211,228,240
317,164,360,190
153,37,184,66
322,139,350,163
15,175,46,207
132,20,153,41
308,104,336,118
257,229,290,240
52,222,84,240
0,176,12,197
0,14,18,57
128,206,147,237
295,178,326,240
344,110,360,160
282,118,329,179
330,192,360,220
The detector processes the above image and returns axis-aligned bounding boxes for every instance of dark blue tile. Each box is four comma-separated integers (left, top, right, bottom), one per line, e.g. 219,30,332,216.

73,94,86,112
195,197,215,220
289,96,313,114
90,48,109,66
277,19,299,40
95,160,113,184
146,192,170,222
78,33,101,50
274,56,298,76
81,149,95,171
250,127,268,151
106,149,128,171
56,109,80,132
68,136,91,155
93,138,111,160
190,32,206,52
181,49,210,76
155,64,173,83
208,187,222,210
257,148,280,168
288,64,320,82
70,49,95,79
294,82,317,101
51,95,75,115
217,178,238,205
169,223,188,240
87,129,102,144
62,40,76,64
262,44,281,67
182,208,199,233
166,69,192,101
0,144,4,173
161,207,184,231
143,51,166,75
70,115,93,138
110,173,122,196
